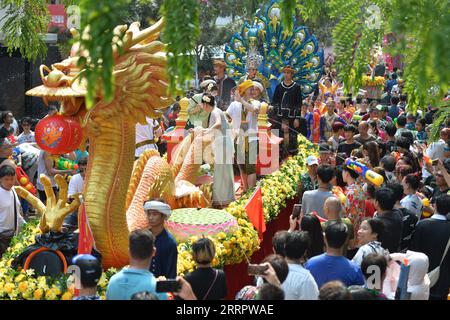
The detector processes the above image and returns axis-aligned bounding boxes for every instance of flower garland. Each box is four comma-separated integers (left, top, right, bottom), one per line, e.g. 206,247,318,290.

0,135,316,300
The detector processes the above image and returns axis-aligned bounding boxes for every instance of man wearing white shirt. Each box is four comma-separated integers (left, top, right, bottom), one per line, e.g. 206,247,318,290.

281,231,319,300
135,117,163,158
226,80,260,191
64,157,88,230
0,165,25,257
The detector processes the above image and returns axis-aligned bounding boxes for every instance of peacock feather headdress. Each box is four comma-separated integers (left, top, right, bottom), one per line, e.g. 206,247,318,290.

224,0,324,100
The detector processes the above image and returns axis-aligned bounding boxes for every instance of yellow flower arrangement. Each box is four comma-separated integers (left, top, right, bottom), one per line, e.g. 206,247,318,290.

61,291,73,300
0,135,316,300
362,75,386,87
33,288,43,300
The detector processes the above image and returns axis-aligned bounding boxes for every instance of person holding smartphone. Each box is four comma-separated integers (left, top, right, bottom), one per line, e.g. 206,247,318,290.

235,255,288,300
106,230,167,300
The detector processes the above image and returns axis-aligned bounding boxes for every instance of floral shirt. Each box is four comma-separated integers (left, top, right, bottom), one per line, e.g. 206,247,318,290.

344,178,366,239
299,173,318,193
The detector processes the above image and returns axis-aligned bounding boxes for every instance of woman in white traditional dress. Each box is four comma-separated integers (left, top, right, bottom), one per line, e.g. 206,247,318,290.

201,93,235,208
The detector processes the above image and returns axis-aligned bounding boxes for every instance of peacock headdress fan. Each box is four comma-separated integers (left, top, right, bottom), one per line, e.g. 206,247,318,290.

224,0,324,100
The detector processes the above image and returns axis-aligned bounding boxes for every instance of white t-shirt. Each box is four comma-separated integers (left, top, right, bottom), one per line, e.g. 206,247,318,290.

135,117,161,157
422,139,446,178
0,187,25,233
400,194,423,217
17,131,35,144
226,100,259,142
68,173,84,196
281,263,319,300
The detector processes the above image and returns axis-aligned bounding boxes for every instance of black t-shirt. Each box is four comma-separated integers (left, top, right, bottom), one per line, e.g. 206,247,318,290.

394,207,418,251
431,187,450,203
271,81,303,119
375,210,403,253
337,141,361,157
354,134,376,146
184,268,227,300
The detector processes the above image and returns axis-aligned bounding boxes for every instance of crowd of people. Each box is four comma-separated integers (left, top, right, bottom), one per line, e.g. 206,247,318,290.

0,54,449,301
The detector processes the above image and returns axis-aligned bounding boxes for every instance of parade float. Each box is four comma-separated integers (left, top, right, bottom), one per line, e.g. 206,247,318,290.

362,75,386,100
0,0,322,300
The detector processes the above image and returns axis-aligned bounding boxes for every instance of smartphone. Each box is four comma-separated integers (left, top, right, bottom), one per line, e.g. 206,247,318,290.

156,280,181,293
431,159,439,166
292,204,302,219
248,264,269,276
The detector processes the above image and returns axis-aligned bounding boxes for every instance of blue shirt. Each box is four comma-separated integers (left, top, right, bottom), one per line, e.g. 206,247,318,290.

305,254,365,288
106,268,167,300
388,104,400,120
150,228,178,279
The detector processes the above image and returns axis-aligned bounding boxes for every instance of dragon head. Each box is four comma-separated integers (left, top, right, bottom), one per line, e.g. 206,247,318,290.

26,19,174,127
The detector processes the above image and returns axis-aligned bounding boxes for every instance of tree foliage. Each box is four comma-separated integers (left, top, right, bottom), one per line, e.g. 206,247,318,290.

160,0,200,93
0,0,49,61
76,0,130,108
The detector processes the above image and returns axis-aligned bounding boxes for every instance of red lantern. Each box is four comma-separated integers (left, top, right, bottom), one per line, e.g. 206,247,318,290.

35,115,83,154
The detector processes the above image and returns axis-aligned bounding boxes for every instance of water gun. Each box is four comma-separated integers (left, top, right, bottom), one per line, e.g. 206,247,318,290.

352,114,362,122
12,147,21,164
311,211,327,223
16,167,36,195
345,158,384,187
54,156,78,170
332,186,347,204
421,198,432,218
395,259,411,300
422,155,433,166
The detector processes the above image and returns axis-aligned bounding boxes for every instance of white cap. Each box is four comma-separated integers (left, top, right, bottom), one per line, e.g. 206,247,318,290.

306,155,319,166
143,200,172,218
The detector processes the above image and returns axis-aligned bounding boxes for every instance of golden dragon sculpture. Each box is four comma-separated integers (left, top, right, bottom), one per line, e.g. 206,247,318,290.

20,19,212,268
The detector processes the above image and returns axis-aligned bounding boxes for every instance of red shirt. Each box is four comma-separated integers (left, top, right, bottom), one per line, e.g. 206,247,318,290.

365,200,376,217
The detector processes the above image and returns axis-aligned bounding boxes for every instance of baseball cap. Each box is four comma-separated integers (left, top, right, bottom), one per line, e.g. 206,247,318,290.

72,254,102,288
306,155,319,166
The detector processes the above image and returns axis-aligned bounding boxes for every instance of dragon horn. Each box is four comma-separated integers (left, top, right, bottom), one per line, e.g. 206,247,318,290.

127,18,164,49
